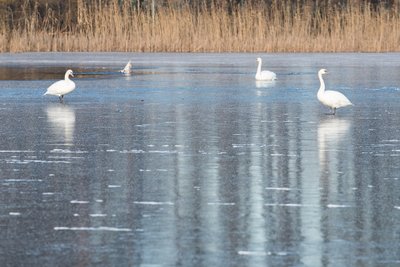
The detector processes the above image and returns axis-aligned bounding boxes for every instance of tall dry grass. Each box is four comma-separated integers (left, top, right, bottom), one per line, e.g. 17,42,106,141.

0,0,399,52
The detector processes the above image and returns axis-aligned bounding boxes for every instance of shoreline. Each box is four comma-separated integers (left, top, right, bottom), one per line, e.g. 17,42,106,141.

1,52,399,71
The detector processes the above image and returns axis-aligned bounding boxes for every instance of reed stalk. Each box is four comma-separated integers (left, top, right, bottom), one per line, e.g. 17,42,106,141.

0,0,399,52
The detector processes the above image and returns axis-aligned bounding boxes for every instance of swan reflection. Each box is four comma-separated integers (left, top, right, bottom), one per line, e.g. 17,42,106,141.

46,104,76,144
255,80,276,89
318,118,350,164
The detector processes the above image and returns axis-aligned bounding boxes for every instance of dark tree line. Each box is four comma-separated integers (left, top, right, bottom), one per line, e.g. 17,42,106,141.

1,0,398,32
2,0,399,11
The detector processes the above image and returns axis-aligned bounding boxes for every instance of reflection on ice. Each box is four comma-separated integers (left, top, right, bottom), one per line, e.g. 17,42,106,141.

318,117,351,163
318,118,351,141
46,104,76,144
255,80,276,88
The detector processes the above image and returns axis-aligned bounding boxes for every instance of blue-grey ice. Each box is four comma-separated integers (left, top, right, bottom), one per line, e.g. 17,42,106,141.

0,52,400,267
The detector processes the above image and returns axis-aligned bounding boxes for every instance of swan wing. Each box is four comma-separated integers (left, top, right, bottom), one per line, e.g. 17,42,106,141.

45,80,76,96
256,70,277,81
323,90,353,108
120,61,132,73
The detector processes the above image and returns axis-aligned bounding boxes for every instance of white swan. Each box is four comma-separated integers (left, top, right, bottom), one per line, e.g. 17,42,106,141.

255,57,277,81
44,70,76,103
317,69,353,115
120,61,132,74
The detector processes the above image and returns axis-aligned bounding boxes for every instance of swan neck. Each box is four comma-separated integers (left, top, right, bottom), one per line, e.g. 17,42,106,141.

318,72,325,92
65,73,70,80
256,60,262,75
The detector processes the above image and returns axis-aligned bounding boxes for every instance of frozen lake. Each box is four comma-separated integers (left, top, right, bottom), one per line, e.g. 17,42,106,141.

0,52,400,266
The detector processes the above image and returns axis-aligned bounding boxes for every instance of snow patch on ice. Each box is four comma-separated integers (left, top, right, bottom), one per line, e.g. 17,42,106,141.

90,214,107,217
133,201,174,205
70,200,89,204
54,226,131,232
265,187,299,191
327,204,352,208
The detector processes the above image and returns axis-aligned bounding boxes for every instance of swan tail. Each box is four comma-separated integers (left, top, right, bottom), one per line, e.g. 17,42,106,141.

346,99,353,106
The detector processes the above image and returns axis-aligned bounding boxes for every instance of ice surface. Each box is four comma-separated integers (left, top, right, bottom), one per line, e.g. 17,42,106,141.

1,52,400,267
238,250,288,256
207,202,236,206
265,203,305,207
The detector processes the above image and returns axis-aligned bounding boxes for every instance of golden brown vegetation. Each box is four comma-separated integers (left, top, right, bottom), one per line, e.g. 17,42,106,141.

0,0,399,52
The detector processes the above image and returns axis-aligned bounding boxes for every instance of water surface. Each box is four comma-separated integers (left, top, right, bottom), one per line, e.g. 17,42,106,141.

0,53,400,267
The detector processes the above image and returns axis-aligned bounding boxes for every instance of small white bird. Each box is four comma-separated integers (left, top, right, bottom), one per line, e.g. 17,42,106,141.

317,69,353,115
255,57,277,81
120,61,132,74
44,70,76,103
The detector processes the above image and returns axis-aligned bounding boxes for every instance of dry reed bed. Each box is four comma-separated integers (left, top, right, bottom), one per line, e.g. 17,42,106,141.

0,1,399,52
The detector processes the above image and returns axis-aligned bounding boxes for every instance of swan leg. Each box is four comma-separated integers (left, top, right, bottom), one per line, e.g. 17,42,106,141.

325,108,336,115
59,95,64,103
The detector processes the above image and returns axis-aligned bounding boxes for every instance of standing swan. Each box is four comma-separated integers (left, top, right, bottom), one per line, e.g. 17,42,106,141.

44,70,76,103
317,69,353,115
255,57,277,81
